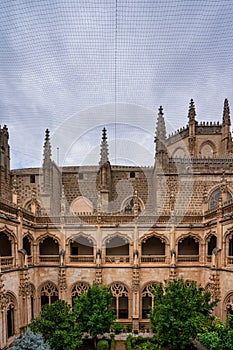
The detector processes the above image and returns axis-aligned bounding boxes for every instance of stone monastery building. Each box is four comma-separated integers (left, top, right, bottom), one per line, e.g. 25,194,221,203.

1,99,233,348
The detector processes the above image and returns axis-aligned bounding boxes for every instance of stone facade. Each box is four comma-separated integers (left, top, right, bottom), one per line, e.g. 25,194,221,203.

1,99,233,348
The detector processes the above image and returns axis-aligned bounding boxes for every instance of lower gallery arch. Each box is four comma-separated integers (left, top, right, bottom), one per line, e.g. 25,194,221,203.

71,281,90,304
223,291,233,320
39,281,58,310
5,292,17,340
110,282,129,320
141,282,158,319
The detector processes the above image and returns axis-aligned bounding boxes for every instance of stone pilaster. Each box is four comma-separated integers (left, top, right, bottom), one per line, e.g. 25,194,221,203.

95,267,102,285
58,267,67,300
132,267,140,330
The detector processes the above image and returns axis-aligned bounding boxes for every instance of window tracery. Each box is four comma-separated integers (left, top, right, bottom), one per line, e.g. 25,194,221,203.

142,283,157,318
225,293,233,316
124,197,142,214
71,282,90,298
5,293,16,339
40,282,58,306
110,283,129,319
205,283,217,302
209,188,232,209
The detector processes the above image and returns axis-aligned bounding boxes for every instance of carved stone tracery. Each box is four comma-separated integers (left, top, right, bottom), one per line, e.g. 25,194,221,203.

71,282,90,297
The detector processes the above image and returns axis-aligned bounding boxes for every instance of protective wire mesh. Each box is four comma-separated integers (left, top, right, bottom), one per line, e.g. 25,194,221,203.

0,0,233,167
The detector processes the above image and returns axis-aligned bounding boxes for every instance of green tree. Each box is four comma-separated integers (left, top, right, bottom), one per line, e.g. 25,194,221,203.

150,278,218,350
30,300,83,350
75,282,116,346
7,328,50,350
199,315,233,350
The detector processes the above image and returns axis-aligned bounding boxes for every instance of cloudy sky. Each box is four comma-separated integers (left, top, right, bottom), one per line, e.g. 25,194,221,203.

0,0,233,168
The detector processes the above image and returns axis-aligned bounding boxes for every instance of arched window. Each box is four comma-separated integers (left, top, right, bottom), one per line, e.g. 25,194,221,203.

123,197,142,214
7,305,14,338
172,147,187,158
200,142,215,158
224,293,233,318
40,282,58,307
178,236,199,262
71,282,90,304
25,201,41,215
110,283,129,319
226,234,233,265
5,293,17,339
209,188,232,209
141,283,157,319
229,237,233,256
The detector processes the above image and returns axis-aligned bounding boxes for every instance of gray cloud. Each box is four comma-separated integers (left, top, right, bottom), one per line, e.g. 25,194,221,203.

0,1,232,168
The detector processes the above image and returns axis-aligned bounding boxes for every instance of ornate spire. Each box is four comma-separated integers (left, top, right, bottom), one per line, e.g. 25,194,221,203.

43,129,52,163
99,127,109,166
222,98,231,126
188,99,196,122
155,106,167,154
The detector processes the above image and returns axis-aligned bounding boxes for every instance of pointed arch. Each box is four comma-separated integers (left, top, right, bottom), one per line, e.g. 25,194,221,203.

208,186,232,210
104,234,131,263
140,233,167,262
176,233,202,245
177,234,200,262
171,147,187,158
109,282,130,319
0,228,16,269
39,281,59,309
141,281,159,319
69,233,95,262
68,232,96,247
223,291,233,319
23,198,42,215
199,140,216,158
0,226,17,243
71,281,90,304
5,291,17,339
38,235,60,263
223,228,233,243
224,229,233,265
102,232,132,246
121,196,144,214
37,233,60,245
140,232,168,246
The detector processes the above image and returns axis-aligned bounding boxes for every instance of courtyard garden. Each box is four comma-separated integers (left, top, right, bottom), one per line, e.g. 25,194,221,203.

7,279,233,350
